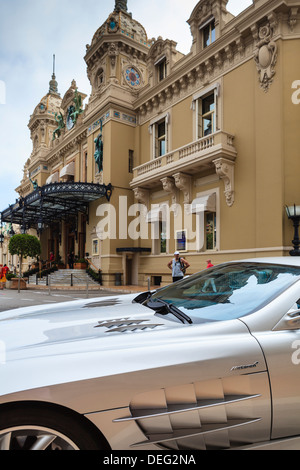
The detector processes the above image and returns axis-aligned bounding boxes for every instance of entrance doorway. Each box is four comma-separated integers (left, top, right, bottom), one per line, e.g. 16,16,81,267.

78,215,87,259
122,252,139,286
126,257,132,285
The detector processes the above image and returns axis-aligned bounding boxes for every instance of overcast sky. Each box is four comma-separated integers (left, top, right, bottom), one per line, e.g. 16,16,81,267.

0,0,252,214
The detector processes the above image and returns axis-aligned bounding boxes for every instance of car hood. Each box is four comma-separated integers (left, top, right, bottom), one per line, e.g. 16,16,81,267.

0,293,266,404
0,293,182,357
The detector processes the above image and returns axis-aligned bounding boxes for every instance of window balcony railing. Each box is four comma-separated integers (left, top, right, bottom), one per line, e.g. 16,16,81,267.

131,130,237,207
132,131,236,184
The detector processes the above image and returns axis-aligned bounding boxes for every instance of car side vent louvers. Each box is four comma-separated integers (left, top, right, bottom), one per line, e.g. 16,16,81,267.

94,318,164,333
114,375,268,450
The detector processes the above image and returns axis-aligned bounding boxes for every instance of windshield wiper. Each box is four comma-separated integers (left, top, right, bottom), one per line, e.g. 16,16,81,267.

146,297,193,324
133,291,153,304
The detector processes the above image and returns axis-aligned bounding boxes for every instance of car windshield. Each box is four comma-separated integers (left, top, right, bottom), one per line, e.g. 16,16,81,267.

147,262,300,324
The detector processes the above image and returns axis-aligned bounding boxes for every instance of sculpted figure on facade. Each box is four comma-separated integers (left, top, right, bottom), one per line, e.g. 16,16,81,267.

94,121,104,173
29,178,38,191
52,112,65,141
70,89,84,124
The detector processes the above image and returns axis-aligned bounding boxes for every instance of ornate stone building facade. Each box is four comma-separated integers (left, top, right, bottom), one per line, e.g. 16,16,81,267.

1,0,300,286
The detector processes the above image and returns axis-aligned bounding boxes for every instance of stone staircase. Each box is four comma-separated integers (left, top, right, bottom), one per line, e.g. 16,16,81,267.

28,269,100,287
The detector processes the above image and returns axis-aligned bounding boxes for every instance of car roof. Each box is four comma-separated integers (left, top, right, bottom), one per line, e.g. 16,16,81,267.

236,257,300,267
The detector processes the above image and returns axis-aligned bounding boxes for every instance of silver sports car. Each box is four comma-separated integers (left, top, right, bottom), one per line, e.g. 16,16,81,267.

1,257,300,451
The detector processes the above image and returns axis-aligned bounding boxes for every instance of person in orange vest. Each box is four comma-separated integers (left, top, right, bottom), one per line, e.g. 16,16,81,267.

0,265,5,290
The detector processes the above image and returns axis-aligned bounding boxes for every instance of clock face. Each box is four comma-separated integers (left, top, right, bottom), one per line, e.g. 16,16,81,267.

125,67,141,87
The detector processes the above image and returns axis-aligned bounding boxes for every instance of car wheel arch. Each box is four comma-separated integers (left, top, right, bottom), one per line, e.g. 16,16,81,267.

0,400,111,451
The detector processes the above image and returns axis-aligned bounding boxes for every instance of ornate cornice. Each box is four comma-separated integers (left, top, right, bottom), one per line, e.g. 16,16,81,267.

135,3,300,123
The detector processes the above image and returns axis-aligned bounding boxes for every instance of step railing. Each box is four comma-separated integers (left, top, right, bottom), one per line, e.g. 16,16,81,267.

42,272,96,298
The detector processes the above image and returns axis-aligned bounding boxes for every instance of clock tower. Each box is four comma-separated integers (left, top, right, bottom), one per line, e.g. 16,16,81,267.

18,66,63,196
84,0,151,108
83,1,152,274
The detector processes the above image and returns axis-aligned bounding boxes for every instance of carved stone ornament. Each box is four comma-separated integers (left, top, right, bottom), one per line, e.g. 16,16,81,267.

161,176,178,206
213,158,235,207
288,7,299,32
107,14,119,34
254,24,278,92
133,187,150,209
173,172,192,205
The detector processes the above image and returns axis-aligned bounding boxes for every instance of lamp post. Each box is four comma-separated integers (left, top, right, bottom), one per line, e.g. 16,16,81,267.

286,205,300,256
37,217,44,235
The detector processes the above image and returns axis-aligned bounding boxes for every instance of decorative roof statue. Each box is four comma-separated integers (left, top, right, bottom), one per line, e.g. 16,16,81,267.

52,112,65,141
115,0,128,12
70,89,83,124
29,178,39,190
49,55,59,95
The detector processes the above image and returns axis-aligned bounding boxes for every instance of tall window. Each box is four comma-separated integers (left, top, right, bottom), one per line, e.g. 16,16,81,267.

151,113,169,159
191,192,218,252
160,221,167,254
203,20,215,48
128,149,134,173
206,212,216,250
157,58,167,82
96,68,104,88
92,239,99,256
83,151,88,182
198,93,215,138
155,120,166,158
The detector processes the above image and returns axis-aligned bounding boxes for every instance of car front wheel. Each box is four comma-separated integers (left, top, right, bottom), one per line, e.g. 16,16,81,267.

0,403,108,450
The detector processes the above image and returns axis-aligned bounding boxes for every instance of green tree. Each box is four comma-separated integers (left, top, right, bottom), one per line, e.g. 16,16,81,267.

8,234,41,276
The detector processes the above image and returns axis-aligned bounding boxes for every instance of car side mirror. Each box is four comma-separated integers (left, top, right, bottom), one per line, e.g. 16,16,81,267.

286,310,300,328
273,309,300,331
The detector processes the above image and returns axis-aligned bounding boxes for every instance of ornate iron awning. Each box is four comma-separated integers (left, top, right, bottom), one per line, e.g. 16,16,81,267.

1,182,113,229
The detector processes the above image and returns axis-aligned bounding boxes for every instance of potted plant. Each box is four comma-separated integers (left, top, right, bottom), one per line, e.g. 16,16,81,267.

74,258,88,269
5,272,16,289
8,234,41,291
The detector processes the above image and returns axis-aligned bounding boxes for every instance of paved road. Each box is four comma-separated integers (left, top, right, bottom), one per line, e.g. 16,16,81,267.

0,289,121,313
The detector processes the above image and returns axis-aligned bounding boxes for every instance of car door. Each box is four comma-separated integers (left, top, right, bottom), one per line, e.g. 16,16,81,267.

246,299,300,440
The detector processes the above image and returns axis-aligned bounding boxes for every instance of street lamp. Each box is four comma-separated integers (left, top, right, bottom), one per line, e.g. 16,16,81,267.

286,205,300,256
37,217,44,234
